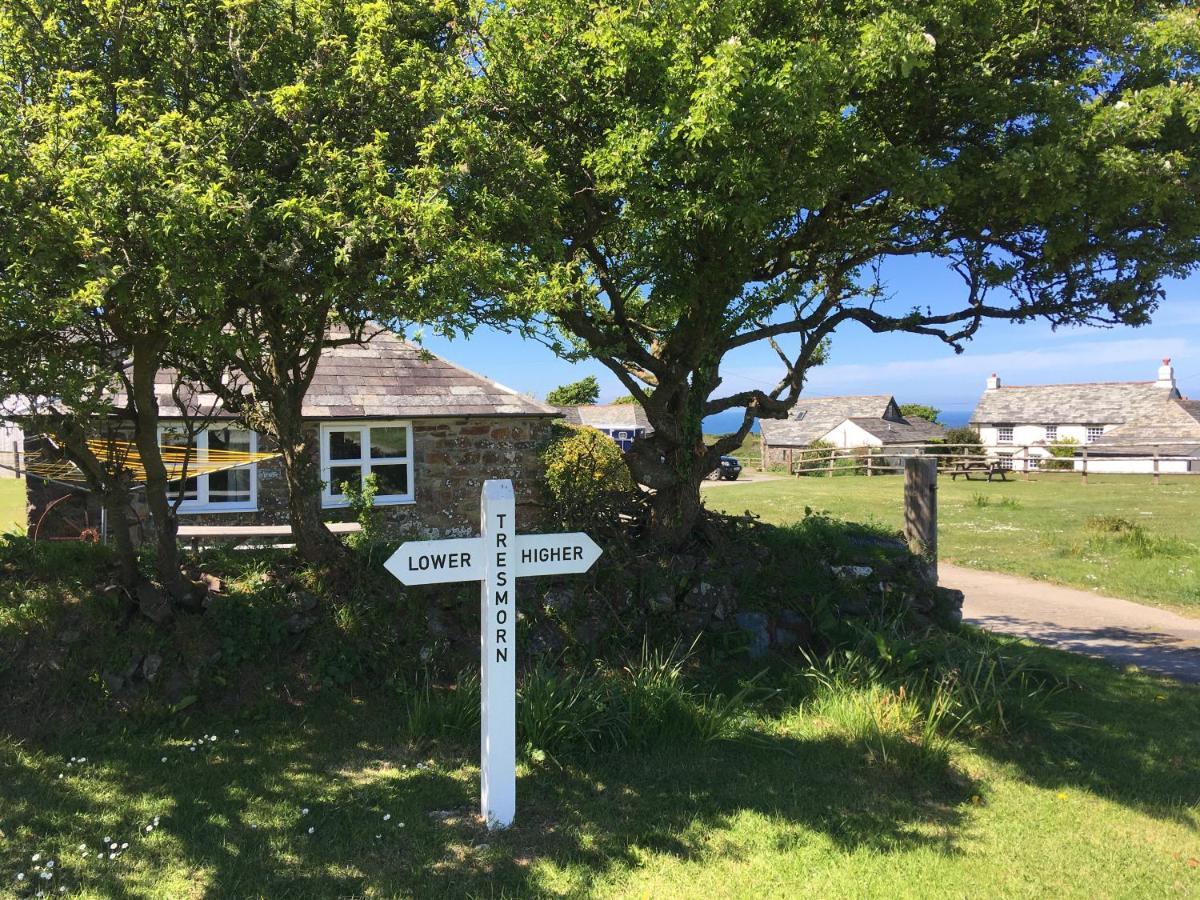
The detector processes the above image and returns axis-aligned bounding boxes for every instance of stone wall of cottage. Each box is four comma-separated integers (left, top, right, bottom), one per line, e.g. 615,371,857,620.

26,416,557,542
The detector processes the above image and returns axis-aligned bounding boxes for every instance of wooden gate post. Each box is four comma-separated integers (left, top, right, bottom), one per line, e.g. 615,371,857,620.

1153,446,1161,486
904,457,938,585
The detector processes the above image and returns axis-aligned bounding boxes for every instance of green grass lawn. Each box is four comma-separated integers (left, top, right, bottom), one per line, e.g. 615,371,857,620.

0,478,23,534
2,641,1197,898
704,473,1200,612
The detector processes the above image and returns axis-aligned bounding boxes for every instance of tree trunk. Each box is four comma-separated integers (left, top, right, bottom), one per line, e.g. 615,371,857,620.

129,341,188,601
102,481,140,592
274,395,343,565
646,461,707,548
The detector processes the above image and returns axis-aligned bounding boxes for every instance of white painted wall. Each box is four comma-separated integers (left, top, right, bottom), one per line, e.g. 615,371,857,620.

1083,458,1195,474
820,420,884,449
0,422,22,479
977,423,1100,457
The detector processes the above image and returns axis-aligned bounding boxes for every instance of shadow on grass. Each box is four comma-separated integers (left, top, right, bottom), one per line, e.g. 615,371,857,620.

963,636,1200,825
3,642,1199,895
0,692,975,898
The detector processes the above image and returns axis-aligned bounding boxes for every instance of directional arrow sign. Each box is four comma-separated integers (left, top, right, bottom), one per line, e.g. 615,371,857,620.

381,480,603,831
514,533,602,577
385,533,601,585
384,537,482,585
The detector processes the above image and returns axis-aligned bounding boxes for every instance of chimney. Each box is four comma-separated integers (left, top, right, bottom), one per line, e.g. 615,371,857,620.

1157,358,1176,390
986,373,1001,390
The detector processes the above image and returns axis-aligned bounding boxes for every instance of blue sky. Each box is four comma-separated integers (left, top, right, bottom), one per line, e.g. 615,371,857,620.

420,261,1200,423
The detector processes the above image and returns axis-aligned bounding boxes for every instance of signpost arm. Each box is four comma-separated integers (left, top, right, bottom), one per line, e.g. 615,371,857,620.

480,480,516,829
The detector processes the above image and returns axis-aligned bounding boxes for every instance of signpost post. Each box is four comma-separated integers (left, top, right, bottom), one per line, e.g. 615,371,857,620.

384,479,602,830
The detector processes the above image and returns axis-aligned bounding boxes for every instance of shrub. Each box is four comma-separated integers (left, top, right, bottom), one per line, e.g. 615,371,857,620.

1042,437,1079,470
541,424,635,530
795,439,836,476
939,427,982,457
339,472,383,549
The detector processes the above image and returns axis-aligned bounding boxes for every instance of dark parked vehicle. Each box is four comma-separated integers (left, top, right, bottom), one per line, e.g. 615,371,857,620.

709,455,742,481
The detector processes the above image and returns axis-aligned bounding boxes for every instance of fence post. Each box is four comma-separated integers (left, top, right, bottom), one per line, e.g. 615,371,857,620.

786,447,794,476
866,447,874,477
827,449,835,478
1081,446,1088,484
904,457,938,585
1153,446,1160,486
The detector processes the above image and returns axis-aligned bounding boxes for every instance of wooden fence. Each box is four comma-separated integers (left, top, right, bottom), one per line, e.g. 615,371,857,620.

773,441,1200,485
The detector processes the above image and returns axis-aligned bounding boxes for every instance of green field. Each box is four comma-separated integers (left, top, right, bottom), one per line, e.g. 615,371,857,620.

704,473,1200,612
1,478,23,534
2,644,1198,898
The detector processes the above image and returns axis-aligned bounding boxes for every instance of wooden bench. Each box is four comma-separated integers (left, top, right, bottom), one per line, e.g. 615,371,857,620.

177,521,361,549
946,460,1008,482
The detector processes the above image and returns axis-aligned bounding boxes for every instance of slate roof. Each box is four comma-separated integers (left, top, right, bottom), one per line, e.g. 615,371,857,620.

845,416,947,445
759,395,897,447
555,403,653,432
970,381,1180,426
1088,399,1200,457
147,329,558,420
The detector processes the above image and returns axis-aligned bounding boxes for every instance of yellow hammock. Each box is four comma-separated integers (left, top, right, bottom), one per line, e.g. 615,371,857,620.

0,439,279,487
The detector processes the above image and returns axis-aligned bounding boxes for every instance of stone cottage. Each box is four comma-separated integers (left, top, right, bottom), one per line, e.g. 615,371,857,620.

24,331,560,541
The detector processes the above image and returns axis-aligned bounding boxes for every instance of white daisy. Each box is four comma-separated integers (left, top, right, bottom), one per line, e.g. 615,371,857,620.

383,813,391,821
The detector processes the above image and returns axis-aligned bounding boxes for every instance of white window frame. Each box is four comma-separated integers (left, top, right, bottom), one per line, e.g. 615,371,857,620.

997,452,1014,470
320,420,415,508
159,425,259,514
1045,425,1057,442
1086,425,1105,443
1027,456,1041,470
997,426,1014,444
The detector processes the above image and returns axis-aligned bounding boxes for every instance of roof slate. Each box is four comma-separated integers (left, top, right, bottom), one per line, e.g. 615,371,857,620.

555,403,653,431
1088,399,1200,457
970,381,1180,426
760,395,897,447
844,416,947,444
149,329,558,420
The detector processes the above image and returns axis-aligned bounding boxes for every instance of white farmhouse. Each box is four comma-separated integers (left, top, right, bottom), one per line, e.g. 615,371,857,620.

969,360,1185,471
759,395,945,468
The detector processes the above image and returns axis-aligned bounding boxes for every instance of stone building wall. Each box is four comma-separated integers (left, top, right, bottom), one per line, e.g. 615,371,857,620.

26,415,558,542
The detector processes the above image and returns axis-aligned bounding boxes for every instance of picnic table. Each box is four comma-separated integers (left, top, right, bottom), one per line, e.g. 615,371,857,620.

176,521,361,549
946,460,1008,482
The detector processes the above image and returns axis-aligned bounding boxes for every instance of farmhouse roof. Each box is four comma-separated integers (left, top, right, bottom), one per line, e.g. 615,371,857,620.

1088,399,1200,457
970,381,1181,426
759,395,897,447
149,328,558,420
843,416,947,445
555,403,652,431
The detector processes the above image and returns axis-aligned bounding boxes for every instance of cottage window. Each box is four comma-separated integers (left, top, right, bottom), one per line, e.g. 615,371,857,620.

997,453,1014,470
1027,456,1041,470
161,426,258,513
1045,425,1057,442
321,421,414,507
1086,426,1104,443
997,426,1014,443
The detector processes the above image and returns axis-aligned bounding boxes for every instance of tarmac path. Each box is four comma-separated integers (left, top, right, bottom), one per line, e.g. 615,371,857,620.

941,562,1200,684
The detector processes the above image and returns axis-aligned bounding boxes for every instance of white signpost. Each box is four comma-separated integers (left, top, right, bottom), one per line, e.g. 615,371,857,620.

384,479,602,830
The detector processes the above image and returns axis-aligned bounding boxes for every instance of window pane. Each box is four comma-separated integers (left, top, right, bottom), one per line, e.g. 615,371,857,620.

329,430,362,461
209,427,251,453
370,426,408,459
169,477,199,502
370,463,408,496
208,467,251,504
329,465,361,497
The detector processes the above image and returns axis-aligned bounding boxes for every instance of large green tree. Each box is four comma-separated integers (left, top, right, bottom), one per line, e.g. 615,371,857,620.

454,0,1200,545
2,0,489,569
0,2,236,602
167,0,484,564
